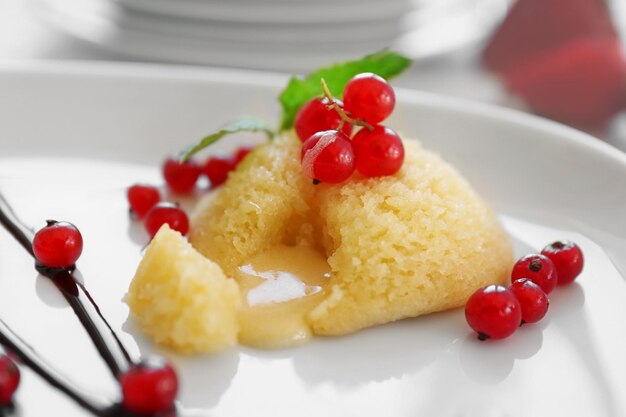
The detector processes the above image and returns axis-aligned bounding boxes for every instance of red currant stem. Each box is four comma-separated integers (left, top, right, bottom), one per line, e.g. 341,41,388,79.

320,78,374,131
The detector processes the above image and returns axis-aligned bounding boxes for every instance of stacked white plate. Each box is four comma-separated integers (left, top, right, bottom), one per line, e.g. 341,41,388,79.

33,0,508,72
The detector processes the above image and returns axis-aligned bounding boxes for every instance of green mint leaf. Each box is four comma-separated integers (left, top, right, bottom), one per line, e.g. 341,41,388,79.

180,117,275,161
278,50,411,131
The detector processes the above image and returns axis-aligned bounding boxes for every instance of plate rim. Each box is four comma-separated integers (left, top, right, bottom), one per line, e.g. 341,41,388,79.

1,59,625,168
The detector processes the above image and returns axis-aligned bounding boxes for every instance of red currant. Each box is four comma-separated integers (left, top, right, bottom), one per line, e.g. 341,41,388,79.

511,253,557,294
465,285,521,340
204,157,236,188
233,146,255,165
0,355,20,405
541,240,584,285
32,221,83,269
352,125,404,177
509,278,549,324
343,73,395,124
163,157,201,194
120,356,178,415
301,130,355,184
294,97,352,142
127,184,161,219
144,202,189,238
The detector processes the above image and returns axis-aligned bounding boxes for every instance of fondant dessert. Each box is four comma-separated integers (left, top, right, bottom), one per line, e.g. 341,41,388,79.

126,64,513,352
181,133,512,346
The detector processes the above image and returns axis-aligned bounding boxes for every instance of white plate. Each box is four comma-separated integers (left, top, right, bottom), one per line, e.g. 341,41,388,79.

113,0,412,24
32,0,508,72
99,7,404,45
0,61,625,417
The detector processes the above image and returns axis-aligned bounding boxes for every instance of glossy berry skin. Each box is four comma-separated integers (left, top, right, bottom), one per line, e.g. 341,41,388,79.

541,240,584,285
163,158,201,194
0,355,20,405
120,356,178,415
233,146,254,165
352,125,404,177
465,285,522,340
301,130,355,184
144,202,189,238
127,184,161,219
511,253,558,294
294,97,352,142
33,221,83,269
343,73,395,124
204,157,236,188
510,278,549,324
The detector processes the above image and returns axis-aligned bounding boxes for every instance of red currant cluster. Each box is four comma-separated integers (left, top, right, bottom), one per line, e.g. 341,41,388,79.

465,240,584,341
127,146,252,238
163,146,252,193
295,73,405,184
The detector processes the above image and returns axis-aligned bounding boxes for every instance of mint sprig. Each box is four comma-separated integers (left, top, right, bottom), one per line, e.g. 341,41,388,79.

278,50,411,131
180,117,275,162
178,52,411,158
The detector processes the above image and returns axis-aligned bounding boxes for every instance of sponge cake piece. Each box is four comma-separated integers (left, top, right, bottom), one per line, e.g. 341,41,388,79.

127,225,241,353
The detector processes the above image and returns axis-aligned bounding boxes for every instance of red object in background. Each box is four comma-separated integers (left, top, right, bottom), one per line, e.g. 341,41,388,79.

505,38,626,126
483,0,617,72
483,0,626,127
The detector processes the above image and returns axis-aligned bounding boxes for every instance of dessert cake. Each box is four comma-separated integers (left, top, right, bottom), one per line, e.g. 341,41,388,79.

183,133,512,342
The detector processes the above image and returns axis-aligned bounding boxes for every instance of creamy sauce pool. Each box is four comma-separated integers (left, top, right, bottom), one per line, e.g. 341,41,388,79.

235,245,330,348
